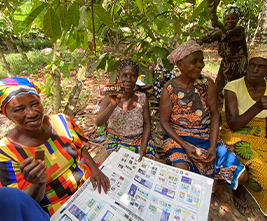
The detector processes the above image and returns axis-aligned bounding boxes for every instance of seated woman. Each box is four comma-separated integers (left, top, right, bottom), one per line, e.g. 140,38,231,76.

0,77,110,216
220,45,267,215
0,187,50,221
160,40,248,190
95,59,155,162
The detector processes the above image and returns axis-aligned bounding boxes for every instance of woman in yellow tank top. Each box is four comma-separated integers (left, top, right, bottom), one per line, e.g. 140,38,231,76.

220,45,267,216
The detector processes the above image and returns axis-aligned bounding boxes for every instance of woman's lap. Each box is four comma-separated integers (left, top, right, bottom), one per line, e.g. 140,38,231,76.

105,130,155,160
164,135,245,189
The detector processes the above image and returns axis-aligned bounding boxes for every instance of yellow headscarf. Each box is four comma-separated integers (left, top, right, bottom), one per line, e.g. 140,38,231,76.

248,45,267,61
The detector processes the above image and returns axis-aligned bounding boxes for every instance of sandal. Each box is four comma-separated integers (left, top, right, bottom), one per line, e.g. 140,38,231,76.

232,193,248,216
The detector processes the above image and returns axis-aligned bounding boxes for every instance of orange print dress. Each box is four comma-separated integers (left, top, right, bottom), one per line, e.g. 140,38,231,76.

163,75,245,189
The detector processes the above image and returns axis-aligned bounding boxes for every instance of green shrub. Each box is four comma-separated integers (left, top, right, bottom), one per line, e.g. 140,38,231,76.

0,51,52,77
13,37,52,50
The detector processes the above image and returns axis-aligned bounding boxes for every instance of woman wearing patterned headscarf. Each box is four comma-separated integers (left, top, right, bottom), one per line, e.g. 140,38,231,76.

220,45,267,216
0,77,110,216
95,59,155,161
160,40,248,191
205,6,248,108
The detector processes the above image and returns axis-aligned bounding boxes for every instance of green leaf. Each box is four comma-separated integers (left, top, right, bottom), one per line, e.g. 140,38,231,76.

58,5,67,30
77,6,87,31
192,0,207,20
59,61,70,78
66,2,80,29
89,53,108,74
143,24,155,40
162,58,174,72
153,0,164,13
94,4,116,29
80,59,88,66
153,47,169,58
174,18,182,36
158,17,175,24
109,70,117,83
82,34,89,50
144,71,153,85
43,8,62,42
73,58,80,67
67,34,77,52
135,0,144,13
23,3,48,28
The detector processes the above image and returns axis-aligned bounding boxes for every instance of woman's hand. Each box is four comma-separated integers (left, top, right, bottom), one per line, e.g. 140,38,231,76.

90,167,110,194
202,147,216,164
158,78,166,87
138,148,146,162
256,96,267,109
20,156,48,185
108,94,121,106
184,145,201,163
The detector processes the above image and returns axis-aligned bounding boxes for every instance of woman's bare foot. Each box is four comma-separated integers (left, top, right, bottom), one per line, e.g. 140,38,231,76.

213,180,227,203
232,185,249,215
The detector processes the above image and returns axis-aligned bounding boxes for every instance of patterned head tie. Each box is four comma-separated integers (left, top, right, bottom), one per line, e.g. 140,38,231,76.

248,45,267,61
117,59,139,76
223,6,241,19
0,76,41,116
167,40,203,65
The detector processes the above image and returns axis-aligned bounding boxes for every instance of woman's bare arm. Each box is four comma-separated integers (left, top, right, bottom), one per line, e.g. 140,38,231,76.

225,90,267,131
138,95,151,161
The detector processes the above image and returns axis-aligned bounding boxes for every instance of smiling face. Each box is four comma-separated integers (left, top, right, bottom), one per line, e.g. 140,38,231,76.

177,51,205,80
6,93,44,132
247,57,267,83
119,65,138,92
223,13,239,30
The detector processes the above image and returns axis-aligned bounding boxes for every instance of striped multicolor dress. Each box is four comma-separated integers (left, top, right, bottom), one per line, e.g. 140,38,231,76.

163,76,245,189
0,114,90,216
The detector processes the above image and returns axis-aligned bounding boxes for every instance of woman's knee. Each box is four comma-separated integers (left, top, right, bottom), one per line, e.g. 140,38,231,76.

238,169,248,185
173,162,190,170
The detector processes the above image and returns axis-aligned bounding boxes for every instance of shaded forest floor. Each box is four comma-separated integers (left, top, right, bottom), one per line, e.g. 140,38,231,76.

0,46,266,221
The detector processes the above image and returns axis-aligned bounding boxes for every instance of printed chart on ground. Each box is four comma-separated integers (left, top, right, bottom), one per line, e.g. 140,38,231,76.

51,149,214,221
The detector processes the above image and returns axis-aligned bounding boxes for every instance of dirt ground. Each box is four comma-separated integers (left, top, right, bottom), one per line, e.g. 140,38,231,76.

0,53,267,220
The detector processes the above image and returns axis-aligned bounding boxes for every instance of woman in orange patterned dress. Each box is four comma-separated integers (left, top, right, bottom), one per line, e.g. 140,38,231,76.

160,40,248,189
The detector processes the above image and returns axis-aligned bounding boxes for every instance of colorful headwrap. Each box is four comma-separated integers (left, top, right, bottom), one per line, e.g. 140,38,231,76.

248,45,267,61
117,59,139,76
167,40,203,64
223,6,241,19
0,76,41,115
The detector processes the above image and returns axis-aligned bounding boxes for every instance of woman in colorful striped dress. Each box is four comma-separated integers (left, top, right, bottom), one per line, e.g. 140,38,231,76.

0,77,110,216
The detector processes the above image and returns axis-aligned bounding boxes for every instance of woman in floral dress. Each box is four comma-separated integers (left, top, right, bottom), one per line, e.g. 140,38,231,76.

95,59,155,161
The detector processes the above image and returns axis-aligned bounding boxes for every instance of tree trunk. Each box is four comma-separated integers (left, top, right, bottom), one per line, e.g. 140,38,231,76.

0,46,12,77
16,45,29,62
52,41,61,113
5,35,14,53
64,47,91,118
64,2,95,118
63,67,86,118
260,0,267,43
